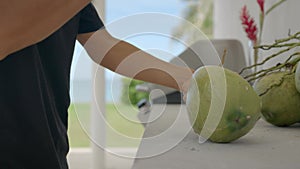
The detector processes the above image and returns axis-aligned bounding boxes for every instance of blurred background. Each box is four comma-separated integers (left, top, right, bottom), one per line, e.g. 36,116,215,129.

67,0,300,168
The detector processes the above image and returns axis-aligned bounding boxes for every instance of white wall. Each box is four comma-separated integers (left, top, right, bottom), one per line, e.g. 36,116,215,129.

214,0,300,68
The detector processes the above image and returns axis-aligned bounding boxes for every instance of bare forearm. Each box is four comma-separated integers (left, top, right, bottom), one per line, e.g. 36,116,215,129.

78,30,193,91
103,41,191,90
0,0,91,60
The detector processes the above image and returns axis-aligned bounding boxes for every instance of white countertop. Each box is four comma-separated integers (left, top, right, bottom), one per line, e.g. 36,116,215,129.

132,104,300,169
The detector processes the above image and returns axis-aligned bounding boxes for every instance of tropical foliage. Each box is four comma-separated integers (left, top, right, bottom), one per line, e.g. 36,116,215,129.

172,0,214,43
121,78,149,105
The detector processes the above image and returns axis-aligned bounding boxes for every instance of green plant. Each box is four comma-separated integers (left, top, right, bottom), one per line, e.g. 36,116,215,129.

121,78,149,106
172,0,214,43
240,0,287,72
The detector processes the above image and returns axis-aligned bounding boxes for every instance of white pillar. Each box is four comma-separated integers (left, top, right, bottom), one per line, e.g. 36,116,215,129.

91,0,106,169
213,0,300,66
93,0,105,20
90,65,106,169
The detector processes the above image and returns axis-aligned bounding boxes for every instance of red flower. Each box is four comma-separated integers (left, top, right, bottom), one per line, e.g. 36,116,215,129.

240,6,258,43
257,0,265,13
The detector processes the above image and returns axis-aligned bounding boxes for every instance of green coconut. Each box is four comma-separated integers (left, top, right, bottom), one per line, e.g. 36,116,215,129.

254,71,300,126
186,66,261,143
296,64,300,93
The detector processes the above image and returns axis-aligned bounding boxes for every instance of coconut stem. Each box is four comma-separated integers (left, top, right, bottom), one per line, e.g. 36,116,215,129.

246,52,300,82
221,49,227,66
240,43,300,75
240,31,300,74
240,31,300,82
255,42,300,50
254,31,300,50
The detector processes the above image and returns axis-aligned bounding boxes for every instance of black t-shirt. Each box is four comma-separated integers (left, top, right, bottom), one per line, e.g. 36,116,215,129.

0,4,103,169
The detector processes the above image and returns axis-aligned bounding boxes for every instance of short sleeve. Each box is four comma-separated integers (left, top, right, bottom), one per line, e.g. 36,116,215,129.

78,3,104,34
